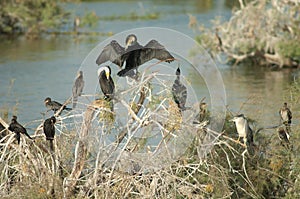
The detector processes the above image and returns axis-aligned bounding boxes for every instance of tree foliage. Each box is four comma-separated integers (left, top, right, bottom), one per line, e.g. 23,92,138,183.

0,0,69,35
194,0,300,68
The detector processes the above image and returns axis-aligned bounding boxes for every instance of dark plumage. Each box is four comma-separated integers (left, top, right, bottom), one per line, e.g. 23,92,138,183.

0,123,6,140
72,71,85,108
44,97,72,113
43,116,56,140
44,116,56,151
8,116,33,144
96,34,175,77
98,66,115,100
172,67,187,111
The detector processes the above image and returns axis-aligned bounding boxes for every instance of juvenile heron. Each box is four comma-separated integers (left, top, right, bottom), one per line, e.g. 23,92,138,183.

8,116,33,144
72,70,85,108
43,116,56,151
172,67,187,111
96,34,175,77
44,97,72,113
98,66,115,100
277,126,290,145
230,114,254,147
279,102,292,133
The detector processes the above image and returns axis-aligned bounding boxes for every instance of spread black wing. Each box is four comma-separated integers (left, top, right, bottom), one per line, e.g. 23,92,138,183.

96,40,125,67
140,40,175,65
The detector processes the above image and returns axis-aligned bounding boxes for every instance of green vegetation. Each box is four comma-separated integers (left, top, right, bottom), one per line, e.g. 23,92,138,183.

0,0,70,35
193,0,300,68
99,11,160,21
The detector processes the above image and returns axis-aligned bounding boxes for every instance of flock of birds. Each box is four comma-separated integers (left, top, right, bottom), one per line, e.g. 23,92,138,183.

0,34,294,152
231,102,293,149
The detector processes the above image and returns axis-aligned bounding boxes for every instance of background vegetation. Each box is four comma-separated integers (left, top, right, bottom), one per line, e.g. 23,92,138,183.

193,0,300,68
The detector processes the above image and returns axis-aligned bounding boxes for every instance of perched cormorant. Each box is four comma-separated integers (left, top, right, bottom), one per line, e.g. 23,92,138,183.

172,67,187,111
230,114,254,147
44,97,72,113
96,34,175,77
43,116,56,140
98,66,115,100
0,122,6,140
43,116,56,151
72,71,85,108
279,102,292,133
8,116,33,144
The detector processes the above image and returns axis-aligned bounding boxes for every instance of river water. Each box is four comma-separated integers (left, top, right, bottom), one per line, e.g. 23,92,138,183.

0,0,298,133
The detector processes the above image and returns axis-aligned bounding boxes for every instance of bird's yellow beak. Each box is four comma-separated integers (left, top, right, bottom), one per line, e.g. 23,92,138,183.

105,71,110,80
125,37,133,49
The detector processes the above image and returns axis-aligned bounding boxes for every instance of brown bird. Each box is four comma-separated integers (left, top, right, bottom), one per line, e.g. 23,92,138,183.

279,102,292,133
72,71,85,109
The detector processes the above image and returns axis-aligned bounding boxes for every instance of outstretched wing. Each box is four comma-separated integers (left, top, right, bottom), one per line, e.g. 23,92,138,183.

96,40,125,67
140,40,175,64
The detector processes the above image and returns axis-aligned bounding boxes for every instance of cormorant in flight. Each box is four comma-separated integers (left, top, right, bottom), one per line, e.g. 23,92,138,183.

8,116,33,144
72,70,85,109
172,67,187,111
96,34,175,77
98,66,115,100
44,97,72,113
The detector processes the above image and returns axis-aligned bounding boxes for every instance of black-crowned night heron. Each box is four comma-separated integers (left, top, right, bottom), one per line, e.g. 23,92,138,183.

72,70,84,109
172,67,187,111
97,66,115,101
230,114,254,147
96,34,175,77
279,102,292,133
8,115,33,144
44,97,72,113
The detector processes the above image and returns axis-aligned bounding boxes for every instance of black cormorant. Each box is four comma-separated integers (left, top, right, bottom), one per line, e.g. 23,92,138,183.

44,97,72,113
279,102,292,133
72,70,85,108
8,116,33,144
96,34,175,77
230,114,254,147
0,122,6,140
172,67,187,111
43,116,56,140
43,116,56,151
98,66,115,100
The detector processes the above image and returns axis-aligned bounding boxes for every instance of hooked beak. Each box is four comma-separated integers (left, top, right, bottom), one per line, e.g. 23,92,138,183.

105,71,110,80
125,38,133,50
